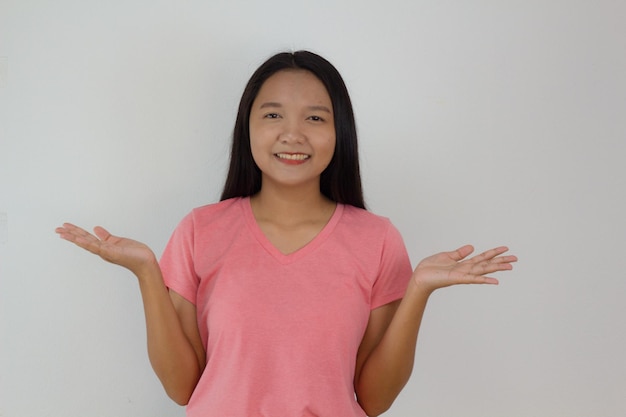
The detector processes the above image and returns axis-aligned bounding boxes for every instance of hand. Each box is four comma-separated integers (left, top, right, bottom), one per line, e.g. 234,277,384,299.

55,223,157,276
412,245,517,294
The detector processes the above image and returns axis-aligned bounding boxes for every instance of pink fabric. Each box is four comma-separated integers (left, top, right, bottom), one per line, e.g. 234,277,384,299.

160,197,412,417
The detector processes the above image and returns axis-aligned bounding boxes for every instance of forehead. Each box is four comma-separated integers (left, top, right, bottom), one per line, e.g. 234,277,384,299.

254,70,332,104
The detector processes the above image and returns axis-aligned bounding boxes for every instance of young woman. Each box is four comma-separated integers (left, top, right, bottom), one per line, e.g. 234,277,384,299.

56,51,516,417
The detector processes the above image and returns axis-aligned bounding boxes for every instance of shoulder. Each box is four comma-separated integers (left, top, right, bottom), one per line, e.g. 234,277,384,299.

171,197,246,238
333,204,407,251
339,204,395,233
189,197,244,222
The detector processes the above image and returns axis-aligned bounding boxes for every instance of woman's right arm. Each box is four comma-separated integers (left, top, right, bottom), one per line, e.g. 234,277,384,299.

56,223,204,405
136,265,204,404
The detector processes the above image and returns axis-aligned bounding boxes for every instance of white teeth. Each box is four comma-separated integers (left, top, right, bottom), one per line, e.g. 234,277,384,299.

276,153,310,161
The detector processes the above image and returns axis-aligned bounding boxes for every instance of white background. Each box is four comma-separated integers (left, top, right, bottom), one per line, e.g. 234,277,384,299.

1,1,625,416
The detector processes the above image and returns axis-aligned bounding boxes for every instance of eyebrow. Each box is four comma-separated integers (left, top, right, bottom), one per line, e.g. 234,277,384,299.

258,102,332,113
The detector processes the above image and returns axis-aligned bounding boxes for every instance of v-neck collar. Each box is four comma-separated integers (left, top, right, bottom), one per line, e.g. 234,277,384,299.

241,196,344,264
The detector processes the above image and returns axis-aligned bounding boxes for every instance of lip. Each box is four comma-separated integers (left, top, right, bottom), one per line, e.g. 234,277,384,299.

274,152,310,165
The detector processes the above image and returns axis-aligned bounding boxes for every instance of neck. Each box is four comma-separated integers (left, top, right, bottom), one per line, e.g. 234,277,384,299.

250,183,335,225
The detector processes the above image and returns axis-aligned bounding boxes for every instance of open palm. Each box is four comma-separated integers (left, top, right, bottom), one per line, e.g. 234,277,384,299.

55,223,157,276
413,245,517,293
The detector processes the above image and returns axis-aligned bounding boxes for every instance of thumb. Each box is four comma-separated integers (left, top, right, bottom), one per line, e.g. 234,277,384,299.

449,244,474,261
93,226,112,241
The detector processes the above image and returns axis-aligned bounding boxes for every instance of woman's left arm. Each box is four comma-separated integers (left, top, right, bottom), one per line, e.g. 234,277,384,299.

354,245,517,417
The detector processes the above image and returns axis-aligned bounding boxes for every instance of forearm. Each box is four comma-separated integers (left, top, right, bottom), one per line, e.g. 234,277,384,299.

356,281,431,416
135,263,202,405
55,223,202,403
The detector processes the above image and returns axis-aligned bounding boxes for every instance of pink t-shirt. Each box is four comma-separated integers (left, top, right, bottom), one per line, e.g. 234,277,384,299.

160,197,412,417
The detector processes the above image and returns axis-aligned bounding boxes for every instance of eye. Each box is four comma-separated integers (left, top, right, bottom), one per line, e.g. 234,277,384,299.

308,115,325,122
263,113,280,119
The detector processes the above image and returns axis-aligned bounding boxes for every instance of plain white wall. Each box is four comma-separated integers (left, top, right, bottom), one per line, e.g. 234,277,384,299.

1,1,625,416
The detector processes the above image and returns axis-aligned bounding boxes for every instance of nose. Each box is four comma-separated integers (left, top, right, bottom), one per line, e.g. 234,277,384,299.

278,120,305,144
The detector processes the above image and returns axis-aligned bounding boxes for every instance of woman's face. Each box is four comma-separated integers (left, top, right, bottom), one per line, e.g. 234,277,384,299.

248,69,336,192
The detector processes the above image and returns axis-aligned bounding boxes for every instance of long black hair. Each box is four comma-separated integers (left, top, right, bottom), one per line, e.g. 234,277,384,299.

220,50,365,209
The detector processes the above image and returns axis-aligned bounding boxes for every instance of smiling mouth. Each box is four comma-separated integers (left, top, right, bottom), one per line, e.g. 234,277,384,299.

275,153,310,161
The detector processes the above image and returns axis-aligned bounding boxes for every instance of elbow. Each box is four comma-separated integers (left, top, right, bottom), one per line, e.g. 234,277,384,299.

158,363,202,406
357,397,393,417
171,396,190,407
167,386,194,406
162,373,199,406
356,385,395,417
355,373,409,417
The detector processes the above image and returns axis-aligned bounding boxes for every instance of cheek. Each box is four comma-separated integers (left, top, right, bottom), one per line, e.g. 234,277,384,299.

249,141,266,168
248,122,269,155
319,139,336,172
325,135,337,158
248,133,264,166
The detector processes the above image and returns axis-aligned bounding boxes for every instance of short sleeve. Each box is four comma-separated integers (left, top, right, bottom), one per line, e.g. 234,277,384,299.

159,212,199,305
370,222,413,309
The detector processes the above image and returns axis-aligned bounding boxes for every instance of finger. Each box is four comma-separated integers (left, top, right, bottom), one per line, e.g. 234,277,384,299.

468,246,509,264
491,255,518,265
461,271,500,285
56,223,91,242
448,245,474,261
57,223,104,254
474,261,514,275
468,257,516,278
480,254,518,273
481,276,500,285
55,222,81,235
93,226,112,241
